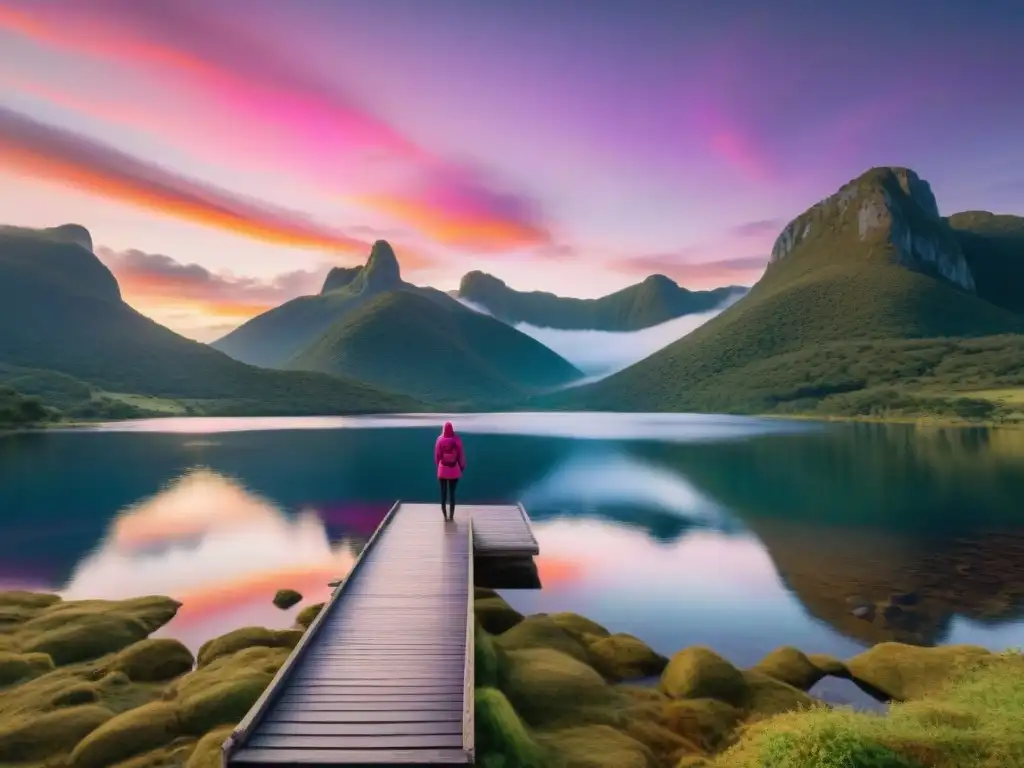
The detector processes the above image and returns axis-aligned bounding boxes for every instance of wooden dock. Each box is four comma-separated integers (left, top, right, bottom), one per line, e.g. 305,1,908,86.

222,502,539,767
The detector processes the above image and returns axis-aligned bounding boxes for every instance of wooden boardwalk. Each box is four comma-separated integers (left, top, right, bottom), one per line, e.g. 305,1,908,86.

223,502,538,767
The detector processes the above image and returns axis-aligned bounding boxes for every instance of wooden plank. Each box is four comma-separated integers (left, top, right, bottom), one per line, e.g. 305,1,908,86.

274,701,461,712
259,722,463,737
249,735,463,750
230,747,470,765
264,710,460,724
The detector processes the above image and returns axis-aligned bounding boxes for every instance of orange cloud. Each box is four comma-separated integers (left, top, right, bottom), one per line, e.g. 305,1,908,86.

0,107,369,253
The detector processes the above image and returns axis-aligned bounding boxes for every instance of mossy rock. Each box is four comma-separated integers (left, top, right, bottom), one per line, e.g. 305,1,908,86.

0,590,63,609
475,623,507,688
807,652,849,678
475,587,499,600
547,612,611,641
0,650,54,685
618,685,670,704
846,642,991,701
476,595,524,635
619,719,702,766
272,589,302,610
172,645,289,703
186,725,234,768
29,596,181,634
19,614,155,666
503,648,616,728
51,683,102,707
495,615,593,665
295,602,323,629
475,687,546,767
113,638,195,682
539,724,657,768
196,626,302,667
639,698,741,753
0,704,114,761
660,647,748,705
588,633,667,682
107,737,198,768
675,757,710,767
751,646,828,690
179,673,273,734
69,700,181,768
740,670,816,722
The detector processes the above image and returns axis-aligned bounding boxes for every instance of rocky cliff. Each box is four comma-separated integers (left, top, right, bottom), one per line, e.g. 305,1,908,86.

769,167,976,292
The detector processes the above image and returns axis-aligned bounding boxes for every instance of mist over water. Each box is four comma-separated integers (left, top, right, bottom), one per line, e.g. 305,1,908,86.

457,293,745,379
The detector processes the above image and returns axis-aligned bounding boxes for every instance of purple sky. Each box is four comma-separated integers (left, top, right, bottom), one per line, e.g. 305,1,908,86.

1,0,1022,339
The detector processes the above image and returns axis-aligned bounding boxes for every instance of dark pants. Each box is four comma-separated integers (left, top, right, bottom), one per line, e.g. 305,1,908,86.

439,478,459,517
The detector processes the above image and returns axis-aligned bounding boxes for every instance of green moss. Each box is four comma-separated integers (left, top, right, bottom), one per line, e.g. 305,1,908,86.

502,648,617,728
295,602,323,629
538,724,656,768
476,595,525,635
186,726,234,768
113,638,195,682
51,683,103,707
195,626,301,668
178,674,272,734
740,670,816,723
475,687,546,768
588,633,668,682
69,701,181,768
758,723,920,768
272,589,302,610
495,615,593,666
546,612,612,641
0,650,54,686
0,704,114,761
476,622,507,688
0,590,63,609
845,642,992,700
660,647,748,705
750,646,828,691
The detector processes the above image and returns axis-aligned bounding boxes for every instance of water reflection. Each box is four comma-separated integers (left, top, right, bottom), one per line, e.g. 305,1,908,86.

60,468,368,652
4,416,1024,663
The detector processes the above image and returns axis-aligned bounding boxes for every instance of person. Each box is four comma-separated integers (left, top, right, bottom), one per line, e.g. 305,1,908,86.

435,421,465,521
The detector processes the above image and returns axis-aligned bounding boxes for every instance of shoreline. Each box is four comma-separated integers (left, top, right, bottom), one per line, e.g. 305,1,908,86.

1,589,1021,768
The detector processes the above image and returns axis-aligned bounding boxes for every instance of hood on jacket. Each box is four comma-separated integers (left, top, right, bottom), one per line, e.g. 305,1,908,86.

442,421,455,438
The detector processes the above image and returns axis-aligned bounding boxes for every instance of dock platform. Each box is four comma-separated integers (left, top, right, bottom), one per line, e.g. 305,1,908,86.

222,502,539,767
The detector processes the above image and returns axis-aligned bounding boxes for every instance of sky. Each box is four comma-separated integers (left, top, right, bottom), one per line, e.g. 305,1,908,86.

1,0,1023,341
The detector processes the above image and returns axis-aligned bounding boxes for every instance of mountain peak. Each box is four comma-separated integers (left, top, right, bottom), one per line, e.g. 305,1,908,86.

768,166,975,292
321,266,361,294
459,270,506,293
362,240,401,290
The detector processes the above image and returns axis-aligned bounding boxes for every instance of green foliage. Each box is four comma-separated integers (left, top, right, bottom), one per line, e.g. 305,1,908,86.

543,169,1024,421
287,290,582,405
758,724,920,768
0,226,426,416
949,211,1024,314
459,270,745,331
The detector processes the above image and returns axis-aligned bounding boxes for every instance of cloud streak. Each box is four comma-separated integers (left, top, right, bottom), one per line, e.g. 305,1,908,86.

0,0,550,251
0,107,368,252
613,253,767,286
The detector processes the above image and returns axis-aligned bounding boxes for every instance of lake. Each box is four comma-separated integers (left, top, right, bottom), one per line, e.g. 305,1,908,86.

3,412,1024,689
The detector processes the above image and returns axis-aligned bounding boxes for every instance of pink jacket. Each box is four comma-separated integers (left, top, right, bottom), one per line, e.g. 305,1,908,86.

435,422,466,480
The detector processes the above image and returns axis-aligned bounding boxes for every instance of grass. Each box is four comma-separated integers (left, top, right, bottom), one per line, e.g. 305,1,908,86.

458,269,745,331
539,168,1024,422
286,289,582,406
712,650,1024,768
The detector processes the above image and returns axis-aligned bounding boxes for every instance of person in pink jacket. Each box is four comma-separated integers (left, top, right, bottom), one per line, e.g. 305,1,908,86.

435,421,466,520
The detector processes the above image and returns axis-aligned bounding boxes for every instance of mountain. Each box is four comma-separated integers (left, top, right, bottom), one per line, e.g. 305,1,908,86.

0,225,425,415
457,270,746,331
211,240,457,367
543,167,1024,417
286,291,583,405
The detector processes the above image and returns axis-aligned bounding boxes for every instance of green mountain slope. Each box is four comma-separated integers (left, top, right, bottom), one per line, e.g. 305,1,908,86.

212,240,458,367
542,168,1024,417
457,270,745,331
0,225,425,415
286,290,583,405
949,211,1024,314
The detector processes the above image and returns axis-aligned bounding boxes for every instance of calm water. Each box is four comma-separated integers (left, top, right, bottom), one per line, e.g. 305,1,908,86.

3,413,1024,675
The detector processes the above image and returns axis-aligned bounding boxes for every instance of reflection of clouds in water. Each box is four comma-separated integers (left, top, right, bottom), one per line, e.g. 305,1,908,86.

520,450,724,525
60,469,357,651
87,411,816,443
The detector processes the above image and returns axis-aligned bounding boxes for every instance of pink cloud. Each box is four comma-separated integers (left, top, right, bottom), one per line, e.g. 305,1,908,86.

614,253,767,287
0,0,550,251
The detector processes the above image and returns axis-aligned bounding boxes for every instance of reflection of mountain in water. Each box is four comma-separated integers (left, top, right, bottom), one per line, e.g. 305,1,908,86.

519,450,739,543
653,424,1024,645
